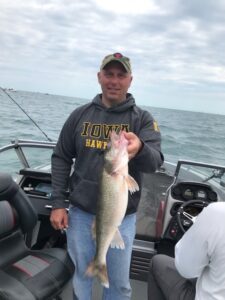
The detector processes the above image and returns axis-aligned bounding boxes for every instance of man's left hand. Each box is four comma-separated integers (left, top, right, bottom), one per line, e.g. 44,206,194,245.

123,131,143,160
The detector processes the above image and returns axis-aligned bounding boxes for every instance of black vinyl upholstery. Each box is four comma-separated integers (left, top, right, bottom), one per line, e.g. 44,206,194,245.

0,173,74,300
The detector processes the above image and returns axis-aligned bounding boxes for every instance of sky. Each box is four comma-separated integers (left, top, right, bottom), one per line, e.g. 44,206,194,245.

1,0,225,114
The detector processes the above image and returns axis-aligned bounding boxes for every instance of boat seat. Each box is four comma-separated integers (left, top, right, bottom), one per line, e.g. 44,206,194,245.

0,173,74,300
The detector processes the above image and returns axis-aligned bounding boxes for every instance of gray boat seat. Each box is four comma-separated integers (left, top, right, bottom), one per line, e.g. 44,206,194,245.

0,173,74,300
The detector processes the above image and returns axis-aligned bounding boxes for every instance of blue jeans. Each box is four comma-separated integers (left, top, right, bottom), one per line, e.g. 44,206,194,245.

67,206,136,300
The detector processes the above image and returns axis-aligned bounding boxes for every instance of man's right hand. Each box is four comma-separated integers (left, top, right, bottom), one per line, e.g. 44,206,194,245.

50,208,68,230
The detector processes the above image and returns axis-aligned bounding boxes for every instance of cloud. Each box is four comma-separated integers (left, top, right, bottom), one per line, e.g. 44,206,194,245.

0,0,225,113
94,0,164,15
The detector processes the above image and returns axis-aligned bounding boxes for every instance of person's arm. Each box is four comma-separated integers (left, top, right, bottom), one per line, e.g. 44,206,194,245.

175,207,211,278
51,111,77,209
125,110,164,173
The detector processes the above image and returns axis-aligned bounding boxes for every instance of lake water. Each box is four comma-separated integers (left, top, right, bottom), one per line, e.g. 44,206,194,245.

1,89,225,167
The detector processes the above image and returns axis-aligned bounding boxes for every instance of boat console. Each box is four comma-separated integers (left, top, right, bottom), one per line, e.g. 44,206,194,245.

161,160,225,243
19,168,69,217
163,181,218,241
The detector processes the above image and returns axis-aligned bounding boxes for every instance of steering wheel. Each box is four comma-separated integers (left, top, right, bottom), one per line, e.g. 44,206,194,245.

177,199,208,233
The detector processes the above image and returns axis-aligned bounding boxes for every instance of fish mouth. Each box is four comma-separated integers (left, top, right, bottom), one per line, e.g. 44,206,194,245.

105,131,128,162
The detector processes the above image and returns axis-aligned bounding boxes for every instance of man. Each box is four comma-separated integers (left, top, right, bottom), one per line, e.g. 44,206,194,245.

148,202,225,300
50,52,164,300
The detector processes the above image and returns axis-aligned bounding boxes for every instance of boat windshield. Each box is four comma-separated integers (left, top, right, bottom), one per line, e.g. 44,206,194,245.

174,160,225,199
0,140,55,180
22,147,53,170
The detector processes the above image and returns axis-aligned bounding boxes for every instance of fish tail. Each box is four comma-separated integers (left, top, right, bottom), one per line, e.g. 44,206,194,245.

86,261,109,288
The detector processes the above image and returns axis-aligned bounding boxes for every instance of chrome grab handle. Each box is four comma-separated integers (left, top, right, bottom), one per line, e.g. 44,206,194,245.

45,205,53,209
45,204,69,211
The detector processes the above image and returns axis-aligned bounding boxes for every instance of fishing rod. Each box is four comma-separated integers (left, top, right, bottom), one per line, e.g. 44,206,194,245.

1,87,53,142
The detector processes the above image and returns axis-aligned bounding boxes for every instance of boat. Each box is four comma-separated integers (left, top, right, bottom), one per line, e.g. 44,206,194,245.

0,139,225,299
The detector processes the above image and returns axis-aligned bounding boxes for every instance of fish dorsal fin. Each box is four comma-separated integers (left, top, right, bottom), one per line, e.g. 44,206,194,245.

110,229,125,249
125,175,139,194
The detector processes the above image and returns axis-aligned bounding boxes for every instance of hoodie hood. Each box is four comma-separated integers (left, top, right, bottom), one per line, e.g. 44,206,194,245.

92,93,136,113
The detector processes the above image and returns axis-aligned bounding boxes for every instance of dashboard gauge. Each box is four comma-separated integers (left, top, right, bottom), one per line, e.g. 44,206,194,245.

208,191,217,201
173,186,182,196
183,188,194,200
196,190,207,200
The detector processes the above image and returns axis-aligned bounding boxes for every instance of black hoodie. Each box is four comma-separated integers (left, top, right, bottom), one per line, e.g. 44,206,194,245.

51,93,164,214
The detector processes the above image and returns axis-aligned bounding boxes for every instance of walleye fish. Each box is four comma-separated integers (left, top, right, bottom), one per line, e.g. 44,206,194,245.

86,130,139,288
